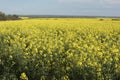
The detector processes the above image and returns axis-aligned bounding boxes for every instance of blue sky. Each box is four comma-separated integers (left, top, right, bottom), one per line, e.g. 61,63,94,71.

0,0,120,16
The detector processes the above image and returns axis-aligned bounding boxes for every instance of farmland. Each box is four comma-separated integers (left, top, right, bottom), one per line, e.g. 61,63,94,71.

0,18,120,80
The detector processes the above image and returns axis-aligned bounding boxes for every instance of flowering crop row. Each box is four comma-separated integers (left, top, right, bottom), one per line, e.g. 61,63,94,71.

0,18,120,80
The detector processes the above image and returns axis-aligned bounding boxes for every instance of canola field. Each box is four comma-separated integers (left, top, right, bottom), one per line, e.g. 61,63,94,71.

0,18,120,80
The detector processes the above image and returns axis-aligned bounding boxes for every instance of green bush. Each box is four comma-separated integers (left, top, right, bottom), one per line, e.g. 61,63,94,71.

0,12,21,21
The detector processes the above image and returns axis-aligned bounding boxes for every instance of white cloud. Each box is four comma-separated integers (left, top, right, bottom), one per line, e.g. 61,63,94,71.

104,0,120,4
58,0,120,4
58,0,96,3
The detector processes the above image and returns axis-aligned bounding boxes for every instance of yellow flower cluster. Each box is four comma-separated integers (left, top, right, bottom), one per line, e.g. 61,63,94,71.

0,18,120,80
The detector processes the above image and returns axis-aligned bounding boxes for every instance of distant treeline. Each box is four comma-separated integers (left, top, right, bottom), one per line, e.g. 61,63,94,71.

20,15,102,18
0,12,21,21
20,15,120,18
